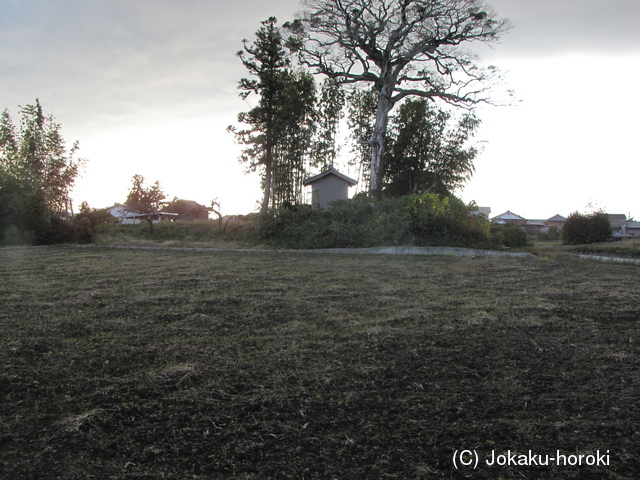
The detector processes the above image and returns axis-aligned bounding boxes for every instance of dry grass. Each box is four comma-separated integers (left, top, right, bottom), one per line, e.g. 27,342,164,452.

0,245,639,479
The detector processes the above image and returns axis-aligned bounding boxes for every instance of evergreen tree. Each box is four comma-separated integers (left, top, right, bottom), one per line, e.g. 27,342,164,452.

229,17,291,213
384,98,480,197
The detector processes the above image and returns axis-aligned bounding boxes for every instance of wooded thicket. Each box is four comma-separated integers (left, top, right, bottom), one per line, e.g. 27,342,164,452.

230,0,508,211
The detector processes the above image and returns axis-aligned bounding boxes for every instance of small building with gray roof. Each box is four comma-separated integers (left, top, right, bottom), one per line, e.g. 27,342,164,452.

303,166,357,210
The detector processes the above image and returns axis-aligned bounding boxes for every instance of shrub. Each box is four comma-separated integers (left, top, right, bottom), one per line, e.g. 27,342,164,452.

0,175,50,245
253,193,491,249
2,225,33,246
74,217,94,243
489,224,528,248
502,225,528,248
403,193,490,246
562,212,612,244
539,225,560,241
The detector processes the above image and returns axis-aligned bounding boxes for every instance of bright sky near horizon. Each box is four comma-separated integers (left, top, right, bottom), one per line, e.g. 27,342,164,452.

1,0,639,220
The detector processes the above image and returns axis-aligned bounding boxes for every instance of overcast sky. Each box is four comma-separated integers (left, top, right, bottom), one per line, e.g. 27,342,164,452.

1,0,639,219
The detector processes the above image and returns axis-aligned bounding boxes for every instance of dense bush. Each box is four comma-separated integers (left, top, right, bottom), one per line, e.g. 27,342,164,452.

0,175,47,245
539,225,560,241
71,206,116,243
504,225,528,248
403,193,490,246
253,193,492,249
562,212,612,244
0,174,84,245
490,224,528,248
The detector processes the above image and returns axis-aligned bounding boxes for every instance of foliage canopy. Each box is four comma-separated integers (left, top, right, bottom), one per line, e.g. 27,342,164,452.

124,174,167,234
0,100,85,244
562,212,612,245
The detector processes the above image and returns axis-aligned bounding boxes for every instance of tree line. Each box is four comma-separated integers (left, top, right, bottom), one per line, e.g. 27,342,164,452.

229,0,510,212
1,0,510,246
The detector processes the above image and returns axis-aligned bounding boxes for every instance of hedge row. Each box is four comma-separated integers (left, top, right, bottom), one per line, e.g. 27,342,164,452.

253,193,493,249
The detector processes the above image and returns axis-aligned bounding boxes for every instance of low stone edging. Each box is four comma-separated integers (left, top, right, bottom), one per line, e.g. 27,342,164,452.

575,254,640,265
76,244,534,258
302,246,534,258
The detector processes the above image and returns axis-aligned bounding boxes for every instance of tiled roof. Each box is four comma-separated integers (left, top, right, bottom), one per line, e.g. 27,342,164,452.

492,210,525,221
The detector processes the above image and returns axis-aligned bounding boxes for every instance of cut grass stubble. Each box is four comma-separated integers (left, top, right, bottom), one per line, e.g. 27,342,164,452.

0,246,638,479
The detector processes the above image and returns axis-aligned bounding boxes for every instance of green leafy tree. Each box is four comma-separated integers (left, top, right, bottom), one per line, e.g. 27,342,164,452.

384,98,481,197
0,110,18,174
124,174,167,234
15,100,84,215
0,100,85,244
285,0,510,198
562,212,612,245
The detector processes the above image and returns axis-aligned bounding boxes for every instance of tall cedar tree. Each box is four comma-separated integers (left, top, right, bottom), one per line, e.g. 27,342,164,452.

229,17,291,213
285,0,510,198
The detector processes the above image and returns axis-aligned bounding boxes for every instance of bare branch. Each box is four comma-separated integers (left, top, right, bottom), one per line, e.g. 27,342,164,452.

285,0,511,196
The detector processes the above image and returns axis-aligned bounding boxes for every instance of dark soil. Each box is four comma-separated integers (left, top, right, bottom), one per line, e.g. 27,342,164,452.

0,246,638,479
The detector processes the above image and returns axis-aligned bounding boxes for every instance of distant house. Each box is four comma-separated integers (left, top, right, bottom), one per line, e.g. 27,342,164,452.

622,221,640,238
547,214,566,230
303,166,357,210
605,214,627,230
164,199,210,221
524,219,548,236
491,211,526,226
107,204,177,224
604,214,627,239
473,206,492,218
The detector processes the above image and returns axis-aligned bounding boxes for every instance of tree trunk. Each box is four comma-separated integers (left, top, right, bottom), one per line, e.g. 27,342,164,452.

369,88,394,199
261,146,273,213
146,216,154,235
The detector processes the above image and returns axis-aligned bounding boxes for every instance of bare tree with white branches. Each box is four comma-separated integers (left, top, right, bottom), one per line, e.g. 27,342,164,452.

285,0,511,197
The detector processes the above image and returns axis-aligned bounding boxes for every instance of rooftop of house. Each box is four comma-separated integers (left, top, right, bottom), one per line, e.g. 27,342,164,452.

303,166,357,186
474,207,492,216
492,210,525,221
547,214,566,222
